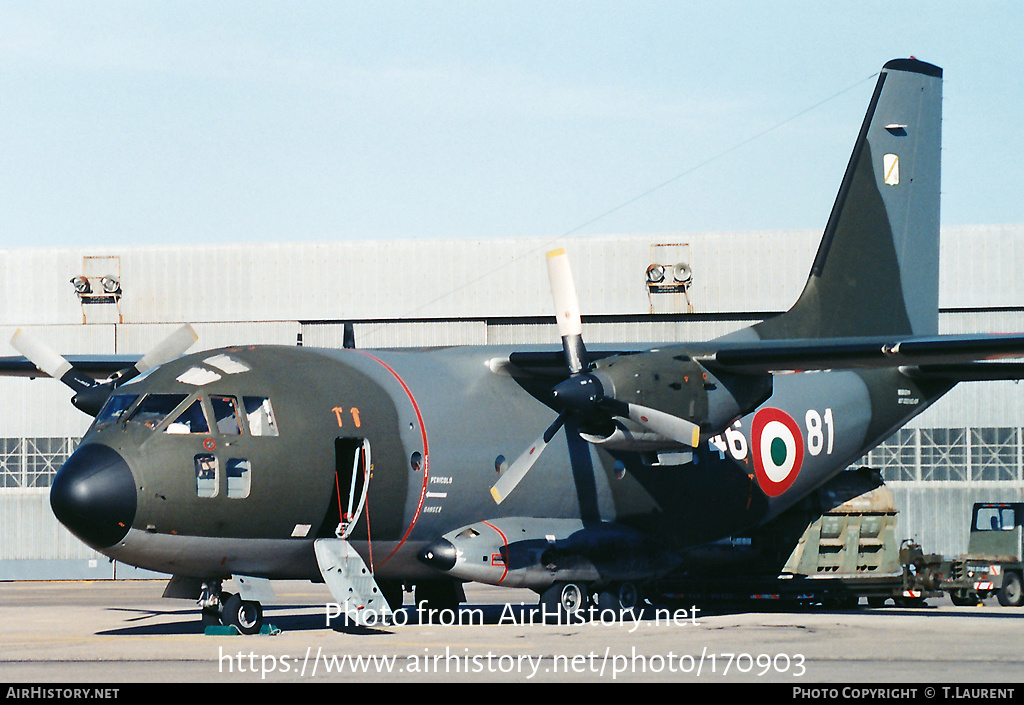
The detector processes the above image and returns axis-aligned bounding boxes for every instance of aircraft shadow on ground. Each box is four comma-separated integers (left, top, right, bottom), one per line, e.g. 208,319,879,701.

97,603,331,636
95,599,1016,637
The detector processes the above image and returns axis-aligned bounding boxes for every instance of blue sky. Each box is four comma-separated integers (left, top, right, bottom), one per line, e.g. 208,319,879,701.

2,2,1022,248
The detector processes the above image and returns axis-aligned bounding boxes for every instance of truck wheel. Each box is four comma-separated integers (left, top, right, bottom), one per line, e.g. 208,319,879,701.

949,591,974,606
997,572,1023,607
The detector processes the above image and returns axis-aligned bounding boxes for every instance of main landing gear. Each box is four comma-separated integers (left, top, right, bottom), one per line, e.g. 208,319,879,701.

539,581,644,623
200,581,264,635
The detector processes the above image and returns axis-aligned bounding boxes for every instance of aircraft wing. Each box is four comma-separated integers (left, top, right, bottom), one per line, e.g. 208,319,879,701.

0,355,142,379
905,362,1024,382
505,349,640,377
699,333,1024,378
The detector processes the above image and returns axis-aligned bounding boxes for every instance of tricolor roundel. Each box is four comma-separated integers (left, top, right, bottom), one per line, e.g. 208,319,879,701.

751,407,804,496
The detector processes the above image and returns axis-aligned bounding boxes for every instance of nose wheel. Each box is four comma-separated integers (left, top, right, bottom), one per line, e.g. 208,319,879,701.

199,582,264,635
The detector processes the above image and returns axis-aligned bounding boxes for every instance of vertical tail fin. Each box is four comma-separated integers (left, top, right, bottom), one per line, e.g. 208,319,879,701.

755,58,943,341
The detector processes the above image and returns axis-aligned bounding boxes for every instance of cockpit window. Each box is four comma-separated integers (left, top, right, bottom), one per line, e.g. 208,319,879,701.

128,393,188,428
94,394,139,428
243,397,279,437
210,395,242,435
165,399,210,434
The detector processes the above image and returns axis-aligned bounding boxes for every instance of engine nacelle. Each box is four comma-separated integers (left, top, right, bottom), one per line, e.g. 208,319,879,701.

418,518,680,590
579,349,772,451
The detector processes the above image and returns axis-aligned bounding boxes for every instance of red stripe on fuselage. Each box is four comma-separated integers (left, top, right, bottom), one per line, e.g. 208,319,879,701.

481,520,509,583
354,350,429,566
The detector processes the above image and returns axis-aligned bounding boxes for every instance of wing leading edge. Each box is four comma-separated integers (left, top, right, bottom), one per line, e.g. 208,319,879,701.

0,355,142,379
698,333,1024,381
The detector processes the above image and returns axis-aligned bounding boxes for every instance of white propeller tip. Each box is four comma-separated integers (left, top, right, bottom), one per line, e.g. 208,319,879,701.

10,327,73,380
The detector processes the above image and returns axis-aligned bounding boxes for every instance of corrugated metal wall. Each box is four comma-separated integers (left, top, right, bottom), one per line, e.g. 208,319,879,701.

0,229,831,327
2,225,1022,578
891,484,1024,556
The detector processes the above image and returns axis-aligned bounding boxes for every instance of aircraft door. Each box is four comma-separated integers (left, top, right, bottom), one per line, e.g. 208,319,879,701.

318,437,371,540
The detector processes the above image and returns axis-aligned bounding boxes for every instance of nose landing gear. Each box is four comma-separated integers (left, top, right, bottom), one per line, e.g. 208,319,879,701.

200,581,264,635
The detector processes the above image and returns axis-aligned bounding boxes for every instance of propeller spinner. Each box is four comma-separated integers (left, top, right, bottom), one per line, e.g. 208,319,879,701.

490,250,701,504
10,324,199,416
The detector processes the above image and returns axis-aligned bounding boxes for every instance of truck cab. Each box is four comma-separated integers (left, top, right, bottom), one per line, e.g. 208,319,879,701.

968,503,1023,560
944,502,1023,607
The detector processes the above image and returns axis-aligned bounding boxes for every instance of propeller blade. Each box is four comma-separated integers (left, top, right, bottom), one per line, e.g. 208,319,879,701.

546,248,588,374
134,324,198,375
10,329,97,394
626,403,701,447
490,411,567,504
11,323,198,417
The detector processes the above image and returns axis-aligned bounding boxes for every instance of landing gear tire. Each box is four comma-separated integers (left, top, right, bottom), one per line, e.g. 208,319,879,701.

222,593,264,635
414,581,462,622
541,581,590,624
997,572,1024,607
596,582,642,614
201,605,222,628
199,587,232,629
379,580,405,612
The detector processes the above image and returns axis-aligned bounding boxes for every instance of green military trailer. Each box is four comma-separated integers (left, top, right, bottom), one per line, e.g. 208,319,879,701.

940,503,1024,607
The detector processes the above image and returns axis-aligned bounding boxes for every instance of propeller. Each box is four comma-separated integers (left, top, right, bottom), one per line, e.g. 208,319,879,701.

490,410,568,504
10,324,199,416
490,250,701,504
10,328,98,395
130,324,199,378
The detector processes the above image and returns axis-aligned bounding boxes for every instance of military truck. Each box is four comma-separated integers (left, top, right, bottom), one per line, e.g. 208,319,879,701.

939,502,1024,607
654,468,944,607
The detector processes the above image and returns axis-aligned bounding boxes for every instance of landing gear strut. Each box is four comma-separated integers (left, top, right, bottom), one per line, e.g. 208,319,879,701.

199,581,264,635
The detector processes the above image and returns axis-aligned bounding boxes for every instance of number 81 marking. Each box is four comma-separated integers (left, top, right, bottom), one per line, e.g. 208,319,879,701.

805,408,834,456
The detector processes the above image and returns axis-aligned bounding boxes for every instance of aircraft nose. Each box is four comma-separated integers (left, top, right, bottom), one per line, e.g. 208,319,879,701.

418,539,458,572
50,444,136,548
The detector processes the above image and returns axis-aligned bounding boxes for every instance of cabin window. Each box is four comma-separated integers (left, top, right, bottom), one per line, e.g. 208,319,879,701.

210,396,242,435
94,394,139,428
165,399,210,434
243,396,279,437
226,458,251,499
194,453,218,498
129,393,188,428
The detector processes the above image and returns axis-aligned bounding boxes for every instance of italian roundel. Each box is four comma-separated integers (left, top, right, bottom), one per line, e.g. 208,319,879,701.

751,407,804,497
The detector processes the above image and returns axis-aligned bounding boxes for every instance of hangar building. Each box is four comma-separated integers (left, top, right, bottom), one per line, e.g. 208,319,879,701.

2,224,1022,579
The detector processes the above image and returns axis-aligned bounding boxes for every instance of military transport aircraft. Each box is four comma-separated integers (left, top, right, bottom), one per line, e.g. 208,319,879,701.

5,58,1024,634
